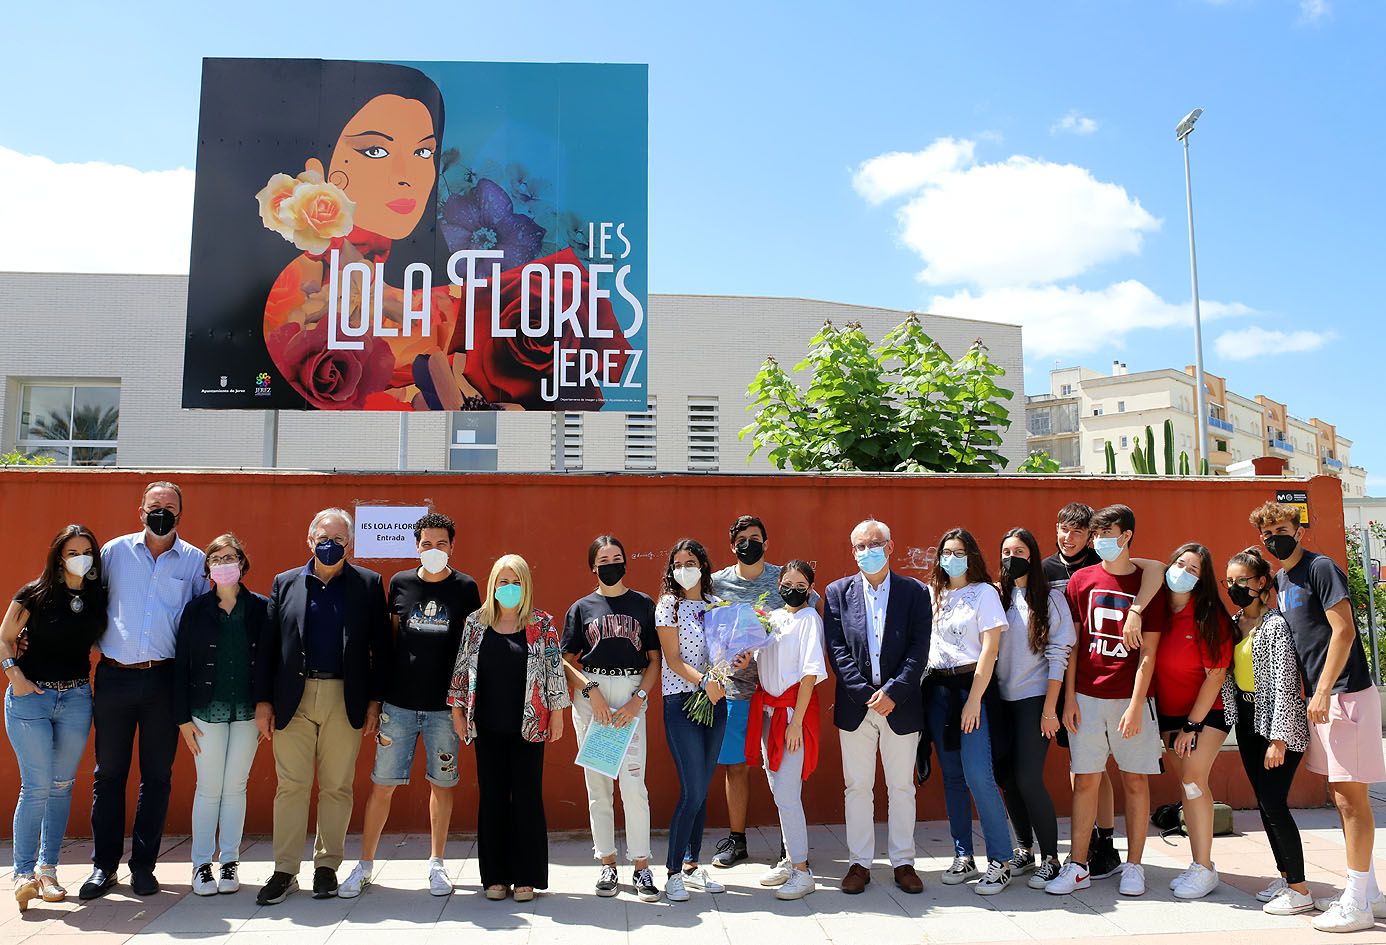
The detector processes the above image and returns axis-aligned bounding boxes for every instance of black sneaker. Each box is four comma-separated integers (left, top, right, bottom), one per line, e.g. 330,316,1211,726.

1089,840,1123,880
633,867,660,903
257,871,299,906
78,867,117,901
312,866,339,899
711,834,748,868
596,864,620,897
131,870,160,896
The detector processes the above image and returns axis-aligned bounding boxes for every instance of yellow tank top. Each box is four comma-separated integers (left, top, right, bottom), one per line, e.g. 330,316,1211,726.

1233,632,1255,692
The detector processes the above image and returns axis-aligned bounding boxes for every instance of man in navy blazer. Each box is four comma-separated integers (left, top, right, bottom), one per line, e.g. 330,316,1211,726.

253,508,389,907
823,518,931,896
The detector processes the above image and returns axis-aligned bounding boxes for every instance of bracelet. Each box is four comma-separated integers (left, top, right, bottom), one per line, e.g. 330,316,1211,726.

1182,719,1204,733
1043,714,1059,721
581,681,599,699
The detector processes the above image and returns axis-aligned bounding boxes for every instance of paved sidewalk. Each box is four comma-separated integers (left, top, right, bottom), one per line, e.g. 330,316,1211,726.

3,804,1386,945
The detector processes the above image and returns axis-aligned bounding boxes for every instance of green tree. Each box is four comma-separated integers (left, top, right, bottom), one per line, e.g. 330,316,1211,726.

741,316,1014,472
1347,524,1386,672
1018,450,1061,474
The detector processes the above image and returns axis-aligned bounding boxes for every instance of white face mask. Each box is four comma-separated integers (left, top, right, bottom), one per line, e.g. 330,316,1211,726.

65,554,93,578
419,548,450,575
673,565,702,591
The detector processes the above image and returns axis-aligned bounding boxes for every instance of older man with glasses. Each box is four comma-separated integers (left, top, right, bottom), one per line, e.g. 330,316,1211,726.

822,518,932,896
254,508,390,906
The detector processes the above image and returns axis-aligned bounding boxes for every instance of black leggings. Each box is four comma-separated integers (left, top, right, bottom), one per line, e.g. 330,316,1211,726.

994,695,1058,859
1234,705,1305,885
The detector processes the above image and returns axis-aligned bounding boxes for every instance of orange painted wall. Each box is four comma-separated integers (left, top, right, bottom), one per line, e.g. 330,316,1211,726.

0,469,1344,837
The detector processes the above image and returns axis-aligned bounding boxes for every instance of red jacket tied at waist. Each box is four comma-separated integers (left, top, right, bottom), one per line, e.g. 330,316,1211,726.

745,685,820,780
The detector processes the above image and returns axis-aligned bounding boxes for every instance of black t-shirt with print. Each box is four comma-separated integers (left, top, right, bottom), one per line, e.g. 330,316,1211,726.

1277,550,1373,694
1042,547,1102,591
562,589,660,671
387,568,482,711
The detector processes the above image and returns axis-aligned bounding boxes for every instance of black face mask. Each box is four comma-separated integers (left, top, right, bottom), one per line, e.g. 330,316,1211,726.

1228,584,1259,608
596,562,626,587
314,540,346,566
734,539,765,566
144,508,177,537
779,586,810,608
1264,534,1298,561
1001,556,1030,580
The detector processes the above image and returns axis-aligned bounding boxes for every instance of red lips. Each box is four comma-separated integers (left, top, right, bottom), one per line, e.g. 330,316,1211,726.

386,198,417,215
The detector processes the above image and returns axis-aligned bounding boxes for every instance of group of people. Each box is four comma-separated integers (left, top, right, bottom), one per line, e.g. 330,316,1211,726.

2,483,1382,934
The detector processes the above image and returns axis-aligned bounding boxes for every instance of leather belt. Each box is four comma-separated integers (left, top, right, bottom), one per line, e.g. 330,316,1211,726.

930,662,978,677
1237,689,1256,703
100,657,173,670
34,678,90,691
305,670,343,680
586,666,644,676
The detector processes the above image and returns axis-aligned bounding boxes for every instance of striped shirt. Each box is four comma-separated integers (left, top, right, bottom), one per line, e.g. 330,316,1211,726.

100,531,207,663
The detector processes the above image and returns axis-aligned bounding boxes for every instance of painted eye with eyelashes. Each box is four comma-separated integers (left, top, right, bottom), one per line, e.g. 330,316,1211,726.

356,145,389,159
415,146,434,159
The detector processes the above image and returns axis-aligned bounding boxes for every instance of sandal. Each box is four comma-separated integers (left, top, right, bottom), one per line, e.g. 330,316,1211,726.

484,884,510,901
513,886,535,902
36,867,66,903
14,876,39,913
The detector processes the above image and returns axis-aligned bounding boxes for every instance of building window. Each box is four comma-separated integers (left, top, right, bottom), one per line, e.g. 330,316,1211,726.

1215,439,1228,452
447,412,498,471
551,413,583,470
687,397,719,471
1117,400,1126,413
1092,438,1104,453
1027,407,1052,436
1060,383,1073,396
18,382,120,466
624,396,658,470
1092,406,1104,417
1119,435,1129,449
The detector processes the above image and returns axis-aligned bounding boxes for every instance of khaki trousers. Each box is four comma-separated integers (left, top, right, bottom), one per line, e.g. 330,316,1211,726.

271,679,363,874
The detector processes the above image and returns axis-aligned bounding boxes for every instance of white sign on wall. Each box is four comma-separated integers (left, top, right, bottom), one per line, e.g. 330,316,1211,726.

354,505,430,559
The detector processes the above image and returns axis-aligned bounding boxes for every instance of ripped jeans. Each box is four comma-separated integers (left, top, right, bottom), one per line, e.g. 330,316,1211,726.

5,684,93,875
370,704,461,787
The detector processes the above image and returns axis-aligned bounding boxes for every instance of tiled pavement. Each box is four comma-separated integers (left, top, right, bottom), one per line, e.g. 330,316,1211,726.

4,801,1386,945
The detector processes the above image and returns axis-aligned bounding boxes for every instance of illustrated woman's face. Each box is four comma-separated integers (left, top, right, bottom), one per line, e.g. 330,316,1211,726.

309,94,437,241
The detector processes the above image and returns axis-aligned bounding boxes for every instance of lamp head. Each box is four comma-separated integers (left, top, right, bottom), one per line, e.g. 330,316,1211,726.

1176,108,1204,141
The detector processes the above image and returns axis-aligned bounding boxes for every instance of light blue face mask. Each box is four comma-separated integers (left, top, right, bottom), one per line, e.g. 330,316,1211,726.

1165,564,1199,594
1092,536,1124,562
855,546,888,575
495,583,523,609
939,554,969,579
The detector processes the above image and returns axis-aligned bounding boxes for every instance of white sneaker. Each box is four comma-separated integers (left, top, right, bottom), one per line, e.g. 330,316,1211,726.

192,863,218,897
1315,893,1386,917
941,856,979,885
337,862,372,899
682,867,724,893
1169,862,1197,891
1044,860,1090,895
1172,863,1218,900
775,868,816,900
1118,862,1146,897
1256,877,1287,903
1313,899,1377,933
217,862,240,895
975,860,1011,896
760,858,793,887
428,860,452,897
1263,887,1314,915
665,871,689,902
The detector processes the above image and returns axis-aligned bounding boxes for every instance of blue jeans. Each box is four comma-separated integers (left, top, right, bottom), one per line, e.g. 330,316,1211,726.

925,684,1013,864
5,684,94,875
663,693,727,873
371,704,461,787
190,718,259,866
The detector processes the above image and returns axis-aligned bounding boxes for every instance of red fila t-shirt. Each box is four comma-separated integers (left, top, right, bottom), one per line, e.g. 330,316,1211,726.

1066,564,1168,699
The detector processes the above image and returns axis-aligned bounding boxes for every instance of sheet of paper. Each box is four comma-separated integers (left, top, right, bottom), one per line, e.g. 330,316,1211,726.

575,718,638,780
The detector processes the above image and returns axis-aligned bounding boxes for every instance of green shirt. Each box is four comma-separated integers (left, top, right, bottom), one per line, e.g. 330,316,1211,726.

194,597,255,723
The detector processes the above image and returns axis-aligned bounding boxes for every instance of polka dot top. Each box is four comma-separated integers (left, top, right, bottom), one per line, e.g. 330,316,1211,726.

655,593,720,696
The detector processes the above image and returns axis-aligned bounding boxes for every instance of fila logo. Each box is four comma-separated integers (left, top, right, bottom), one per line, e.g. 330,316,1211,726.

1088,588,1135,659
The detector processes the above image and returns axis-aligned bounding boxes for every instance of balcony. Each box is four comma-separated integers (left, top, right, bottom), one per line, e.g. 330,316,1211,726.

1323,456,1345,471
1208,414,1234,434
1268,438,1295,456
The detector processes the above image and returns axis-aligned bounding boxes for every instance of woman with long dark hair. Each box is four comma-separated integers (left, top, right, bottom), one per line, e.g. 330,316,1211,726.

655,539,727,902
1154,542,1233,900
924,527,1014,895
1221,547,1312,915
993,527,1075,890
0,524,106,910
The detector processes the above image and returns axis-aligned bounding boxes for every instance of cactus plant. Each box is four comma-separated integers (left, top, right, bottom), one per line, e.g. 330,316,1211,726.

1145,426,1156,473
1132,442,1148,475
1163,419,1175,475
1104,440,1116,474
1201,456,1210,476
1179,450,1190,476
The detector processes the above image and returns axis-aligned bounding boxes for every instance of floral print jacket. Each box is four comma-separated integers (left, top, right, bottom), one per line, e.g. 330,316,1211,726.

448,609,571,744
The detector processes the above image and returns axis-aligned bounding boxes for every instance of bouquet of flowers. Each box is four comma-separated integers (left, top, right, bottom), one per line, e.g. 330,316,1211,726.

684,593,777,725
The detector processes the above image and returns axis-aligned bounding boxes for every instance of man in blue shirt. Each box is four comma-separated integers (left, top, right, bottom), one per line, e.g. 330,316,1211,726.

80,481,206,900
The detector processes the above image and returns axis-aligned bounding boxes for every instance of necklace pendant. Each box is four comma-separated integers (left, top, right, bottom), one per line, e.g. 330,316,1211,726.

69,595,85,614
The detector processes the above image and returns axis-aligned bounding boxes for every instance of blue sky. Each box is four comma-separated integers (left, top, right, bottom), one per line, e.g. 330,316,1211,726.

3,0,1381,483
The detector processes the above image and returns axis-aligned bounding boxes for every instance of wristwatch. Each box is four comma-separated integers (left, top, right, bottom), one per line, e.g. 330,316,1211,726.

581,681,600,699
635,688,648,701
1,658,16,672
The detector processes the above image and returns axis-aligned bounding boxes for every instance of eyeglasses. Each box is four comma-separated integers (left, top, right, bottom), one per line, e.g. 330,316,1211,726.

939,549,968,559
208,554,241,567
314,536,348,547
1225,577,1258,589
779,584,810,593
851,539,888,553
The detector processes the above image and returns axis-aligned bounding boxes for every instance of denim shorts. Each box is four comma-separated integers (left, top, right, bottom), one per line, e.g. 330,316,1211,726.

371,703,461,787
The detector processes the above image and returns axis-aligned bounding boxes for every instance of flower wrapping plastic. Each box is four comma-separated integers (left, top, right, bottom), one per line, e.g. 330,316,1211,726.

683,595,776,725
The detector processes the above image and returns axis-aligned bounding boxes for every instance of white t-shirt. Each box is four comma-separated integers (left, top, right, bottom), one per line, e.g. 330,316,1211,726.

655,594,717,696
756,607,828,698
928,581,1008,670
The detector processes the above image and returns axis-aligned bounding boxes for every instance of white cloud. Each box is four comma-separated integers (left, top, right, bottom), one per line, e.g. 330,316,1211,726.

851,138,975,205
854,139,1160,288
1213,326,1336,360
1051,111,1099,136
929,281,1254,361
1299,0,1330,23
0,145,193,273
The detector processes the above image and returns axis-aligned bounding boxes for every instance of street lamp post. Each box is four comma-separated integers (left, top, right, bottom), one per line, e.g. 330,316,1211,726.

1177,107,1210,471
